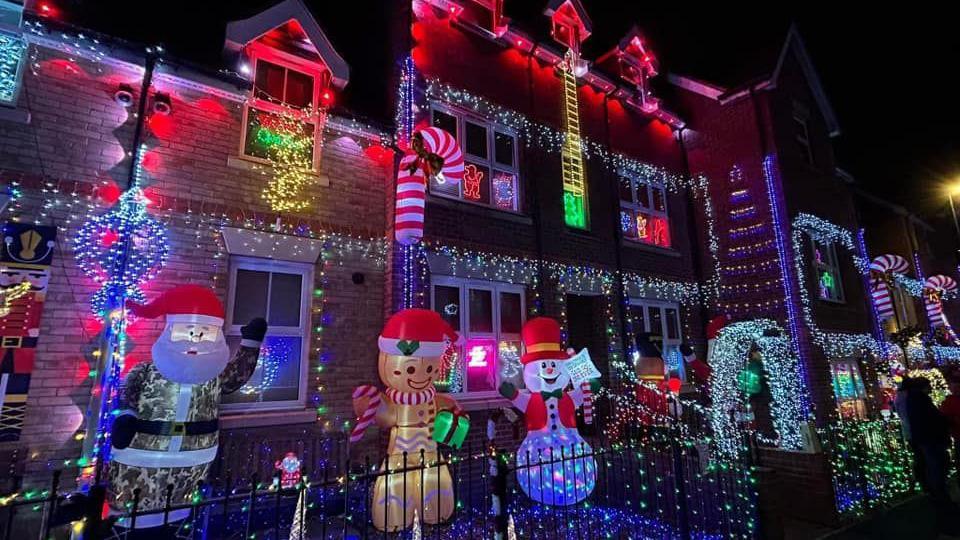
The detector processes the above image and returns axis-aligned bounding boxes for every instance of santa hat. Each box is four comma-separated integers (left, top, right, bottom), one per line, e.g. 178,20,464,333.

378,308,459,357
706,314,728,364
521,317,572,364
126,284,225,325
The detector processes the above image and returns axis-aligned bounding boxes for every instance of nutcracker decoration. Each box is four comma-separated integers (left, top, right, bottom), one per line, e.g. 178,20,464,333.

633,332,668,425
394,127,464,245
0,223,56,442
498,317,599,505
107,285,266,528
869,254,909,322
924,275,959,344
350,309,469,532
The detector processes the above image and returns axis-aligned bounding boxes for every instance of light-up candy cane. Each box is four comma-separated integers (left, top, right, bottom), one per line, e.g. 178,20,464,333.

924,275,959,343
580,382,594,424
394,127,464,245
869,254,909,321
349,385,381,443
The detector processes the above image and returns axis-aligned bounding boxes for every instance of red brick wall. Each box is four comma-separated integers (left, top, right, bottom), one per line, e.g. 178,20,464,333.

0,44,391,486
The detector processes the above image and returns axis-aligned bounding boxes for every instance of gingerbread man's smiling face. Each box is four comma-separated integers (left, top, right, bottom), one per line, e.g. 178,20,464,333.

378,352,441,393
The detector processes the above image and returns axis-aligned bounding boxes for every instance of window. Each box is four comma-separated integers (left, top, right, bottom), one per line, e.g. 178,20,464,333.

619,172,671,248
830,360,868,420
222,257,313,410
628,299,683,379
793,114,814,166
431,277,525,396
0,31,26,106
241,51,327,169
811,239,844,303
429,104,521,212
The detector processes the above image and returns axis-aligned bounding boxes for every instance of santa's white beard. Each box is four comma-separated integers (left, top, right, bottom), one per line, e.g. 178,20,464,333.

152,331,231,384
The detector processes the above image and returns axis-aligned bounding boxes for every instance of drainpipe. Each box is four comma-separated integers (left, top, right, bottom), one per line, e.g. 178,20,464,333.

526,43,548,314
676,126,711,349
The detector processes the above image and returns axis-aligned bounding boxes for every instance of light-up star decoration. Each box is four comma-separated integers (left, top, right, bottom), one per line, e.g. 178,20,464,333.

74,187,169,317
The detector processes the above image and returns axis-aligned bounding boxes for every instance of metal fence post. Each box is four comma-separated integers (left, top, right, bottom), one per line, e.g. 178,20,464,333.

491,454,508,540
671,425,692,540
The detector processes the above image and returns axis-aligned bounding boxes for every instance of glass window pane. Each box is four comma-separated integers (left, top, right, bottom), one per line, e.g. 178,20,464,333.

620,208,637,238
665,308,679,340
464,338,496,392
269,272,303,327
464,121,488,159
494,131,515,167
434,285,461,331
244,108,315,162
491,170,517,210
463,162,490,204
500,292,522,333
469,288,493,333
652,187,666,213
233,269,269,323
254,59,285,102
433,110,458,138
649,216,671,247
629,304,646,333
648,307,663,338
619,175,634,203
222,335,302,404
498,340,524,389
636,183,650,209
284,69,314,108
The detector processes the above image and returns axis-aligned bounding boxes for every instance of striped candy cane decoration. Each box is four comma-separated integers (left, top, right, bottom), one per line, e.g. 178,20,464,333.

394,127,464,245
924,275,958,342
581,382,593,425
869,254,909,321
349,385,381,443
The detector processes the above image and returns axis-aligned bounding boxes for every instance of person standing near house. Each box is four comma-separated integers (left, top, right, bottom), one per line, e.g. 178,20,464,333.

906,376,958,535
938,375,960,477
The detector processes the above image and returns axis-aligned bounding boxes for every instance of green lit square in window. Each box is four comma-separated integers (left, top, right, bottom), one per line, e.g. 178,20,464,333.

563,191,587,229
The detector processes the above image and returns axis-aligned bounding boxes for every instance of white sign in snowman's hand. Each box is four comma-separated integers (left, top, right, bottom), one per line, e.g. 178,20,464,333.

564,348,601,386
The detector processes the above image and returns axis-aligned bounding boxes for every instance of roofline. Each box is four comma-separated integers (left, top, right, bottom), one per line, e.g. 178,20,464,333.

853,186,935,232
544,0,593,35
770,24,840,137
224,0,349,88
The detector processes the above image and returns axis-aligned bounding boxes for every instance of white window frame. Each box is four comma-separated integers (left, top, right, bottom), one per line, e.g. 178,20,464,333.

618,170,671,248
431,276,525,399
239,43,327,170
628,297,684,379
810,238,845,304
429,102,521,212
793,114,814,165
222,255,313,411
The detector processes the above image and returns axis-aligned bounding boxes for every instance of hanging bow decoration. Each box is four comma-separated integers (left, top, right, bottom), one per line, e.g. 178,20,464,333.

923,275,959,344
394,127,464,245
869,254,909,321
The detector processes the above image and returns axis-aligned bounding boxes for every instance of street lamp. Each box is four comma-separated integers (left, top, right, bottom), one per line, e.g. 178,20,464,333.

948,182,960,239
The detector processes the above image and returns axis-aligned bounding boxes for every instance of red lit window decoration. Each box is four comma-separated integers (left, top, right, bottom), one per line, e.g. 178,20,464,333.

463,163,484,201
619,172,670,248
649,216,670,247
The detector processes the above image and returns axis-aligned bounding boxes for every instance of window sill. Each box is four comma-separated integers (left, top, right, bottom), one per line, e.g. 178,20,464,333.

446,394,512,412
219,408,316,429
427,195,531,224
0,106,30,125
621,240,681,257
226,155,330,187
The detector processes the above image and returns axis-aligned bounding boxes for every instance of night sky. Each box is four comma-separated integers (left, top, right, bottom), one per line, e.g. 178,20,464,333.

63,1,960,218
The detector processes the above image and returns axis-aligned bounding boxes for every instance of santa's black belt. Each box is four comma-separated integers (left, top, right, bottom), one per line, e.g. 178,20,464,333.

135,419,219,436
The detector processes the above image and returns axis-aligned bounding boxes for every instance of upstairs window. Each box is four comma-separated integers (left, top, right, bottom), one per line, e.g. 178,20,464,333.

0,31,26,106
812,239,844,303
429,104,521,212
242,52,328,169
619,172,671,248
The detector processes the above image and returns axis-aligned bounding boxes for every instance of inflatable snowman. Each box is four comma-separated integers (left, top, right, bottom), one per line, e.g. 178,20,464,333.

498,317,599,505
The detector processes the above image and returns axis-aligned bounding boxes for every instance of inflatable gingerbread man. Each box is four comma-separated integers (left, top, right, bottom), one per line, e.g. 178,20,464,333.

498,317,599,505
351,309,469,532
107,285,266,529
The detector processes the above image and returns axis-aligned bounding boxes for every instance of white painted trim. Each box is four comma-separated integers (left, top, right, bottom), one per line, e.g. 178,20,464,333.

666,74,725,100
111,445,217,468
220,227,324,264
116,508,192,529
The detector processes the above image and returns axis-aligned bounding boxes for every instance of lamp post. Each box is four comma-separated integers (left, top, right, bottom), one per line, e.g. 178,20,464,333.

949,184,960,239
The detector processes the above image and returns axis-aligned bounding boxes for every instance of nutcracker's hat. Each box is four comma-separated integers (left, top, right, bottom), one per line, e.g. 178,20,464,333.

378,308,459,357
521,317,572,365
127,284,225,325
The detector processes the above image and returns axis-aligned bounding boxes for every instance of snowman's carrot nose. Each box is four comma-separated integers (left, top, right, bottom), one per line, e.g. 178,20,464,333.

545,367,555,375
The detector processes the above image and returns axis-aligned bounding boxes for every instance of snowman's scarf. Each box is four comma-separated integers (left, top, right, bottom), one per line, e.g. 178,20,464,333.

386,387,436,405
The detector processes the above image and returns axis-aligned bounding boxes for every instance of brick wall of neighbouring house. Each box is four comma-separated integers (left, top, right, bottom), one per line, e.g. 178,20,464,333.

0,44,391,487
757,447,839,527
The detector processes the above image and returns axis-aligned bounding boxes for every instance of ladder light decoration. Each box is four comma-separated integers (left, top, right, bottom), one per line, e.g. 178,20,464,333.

560,49,588,229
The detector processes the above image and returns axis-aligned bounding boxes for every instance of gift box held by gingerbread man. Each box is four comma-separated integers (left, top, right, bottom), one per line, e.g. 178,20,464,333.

351,309,469,532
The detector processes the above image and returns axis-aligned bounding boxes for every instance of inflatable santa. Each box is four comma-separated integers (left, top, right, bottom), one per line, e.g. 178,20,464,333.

107,285,266,528
350,309,469,532
498,317,598,505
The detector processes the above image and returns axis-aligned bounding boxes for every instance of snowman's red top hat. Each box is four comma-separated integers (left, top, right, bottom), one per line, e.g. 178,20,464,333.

521,317,572,365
